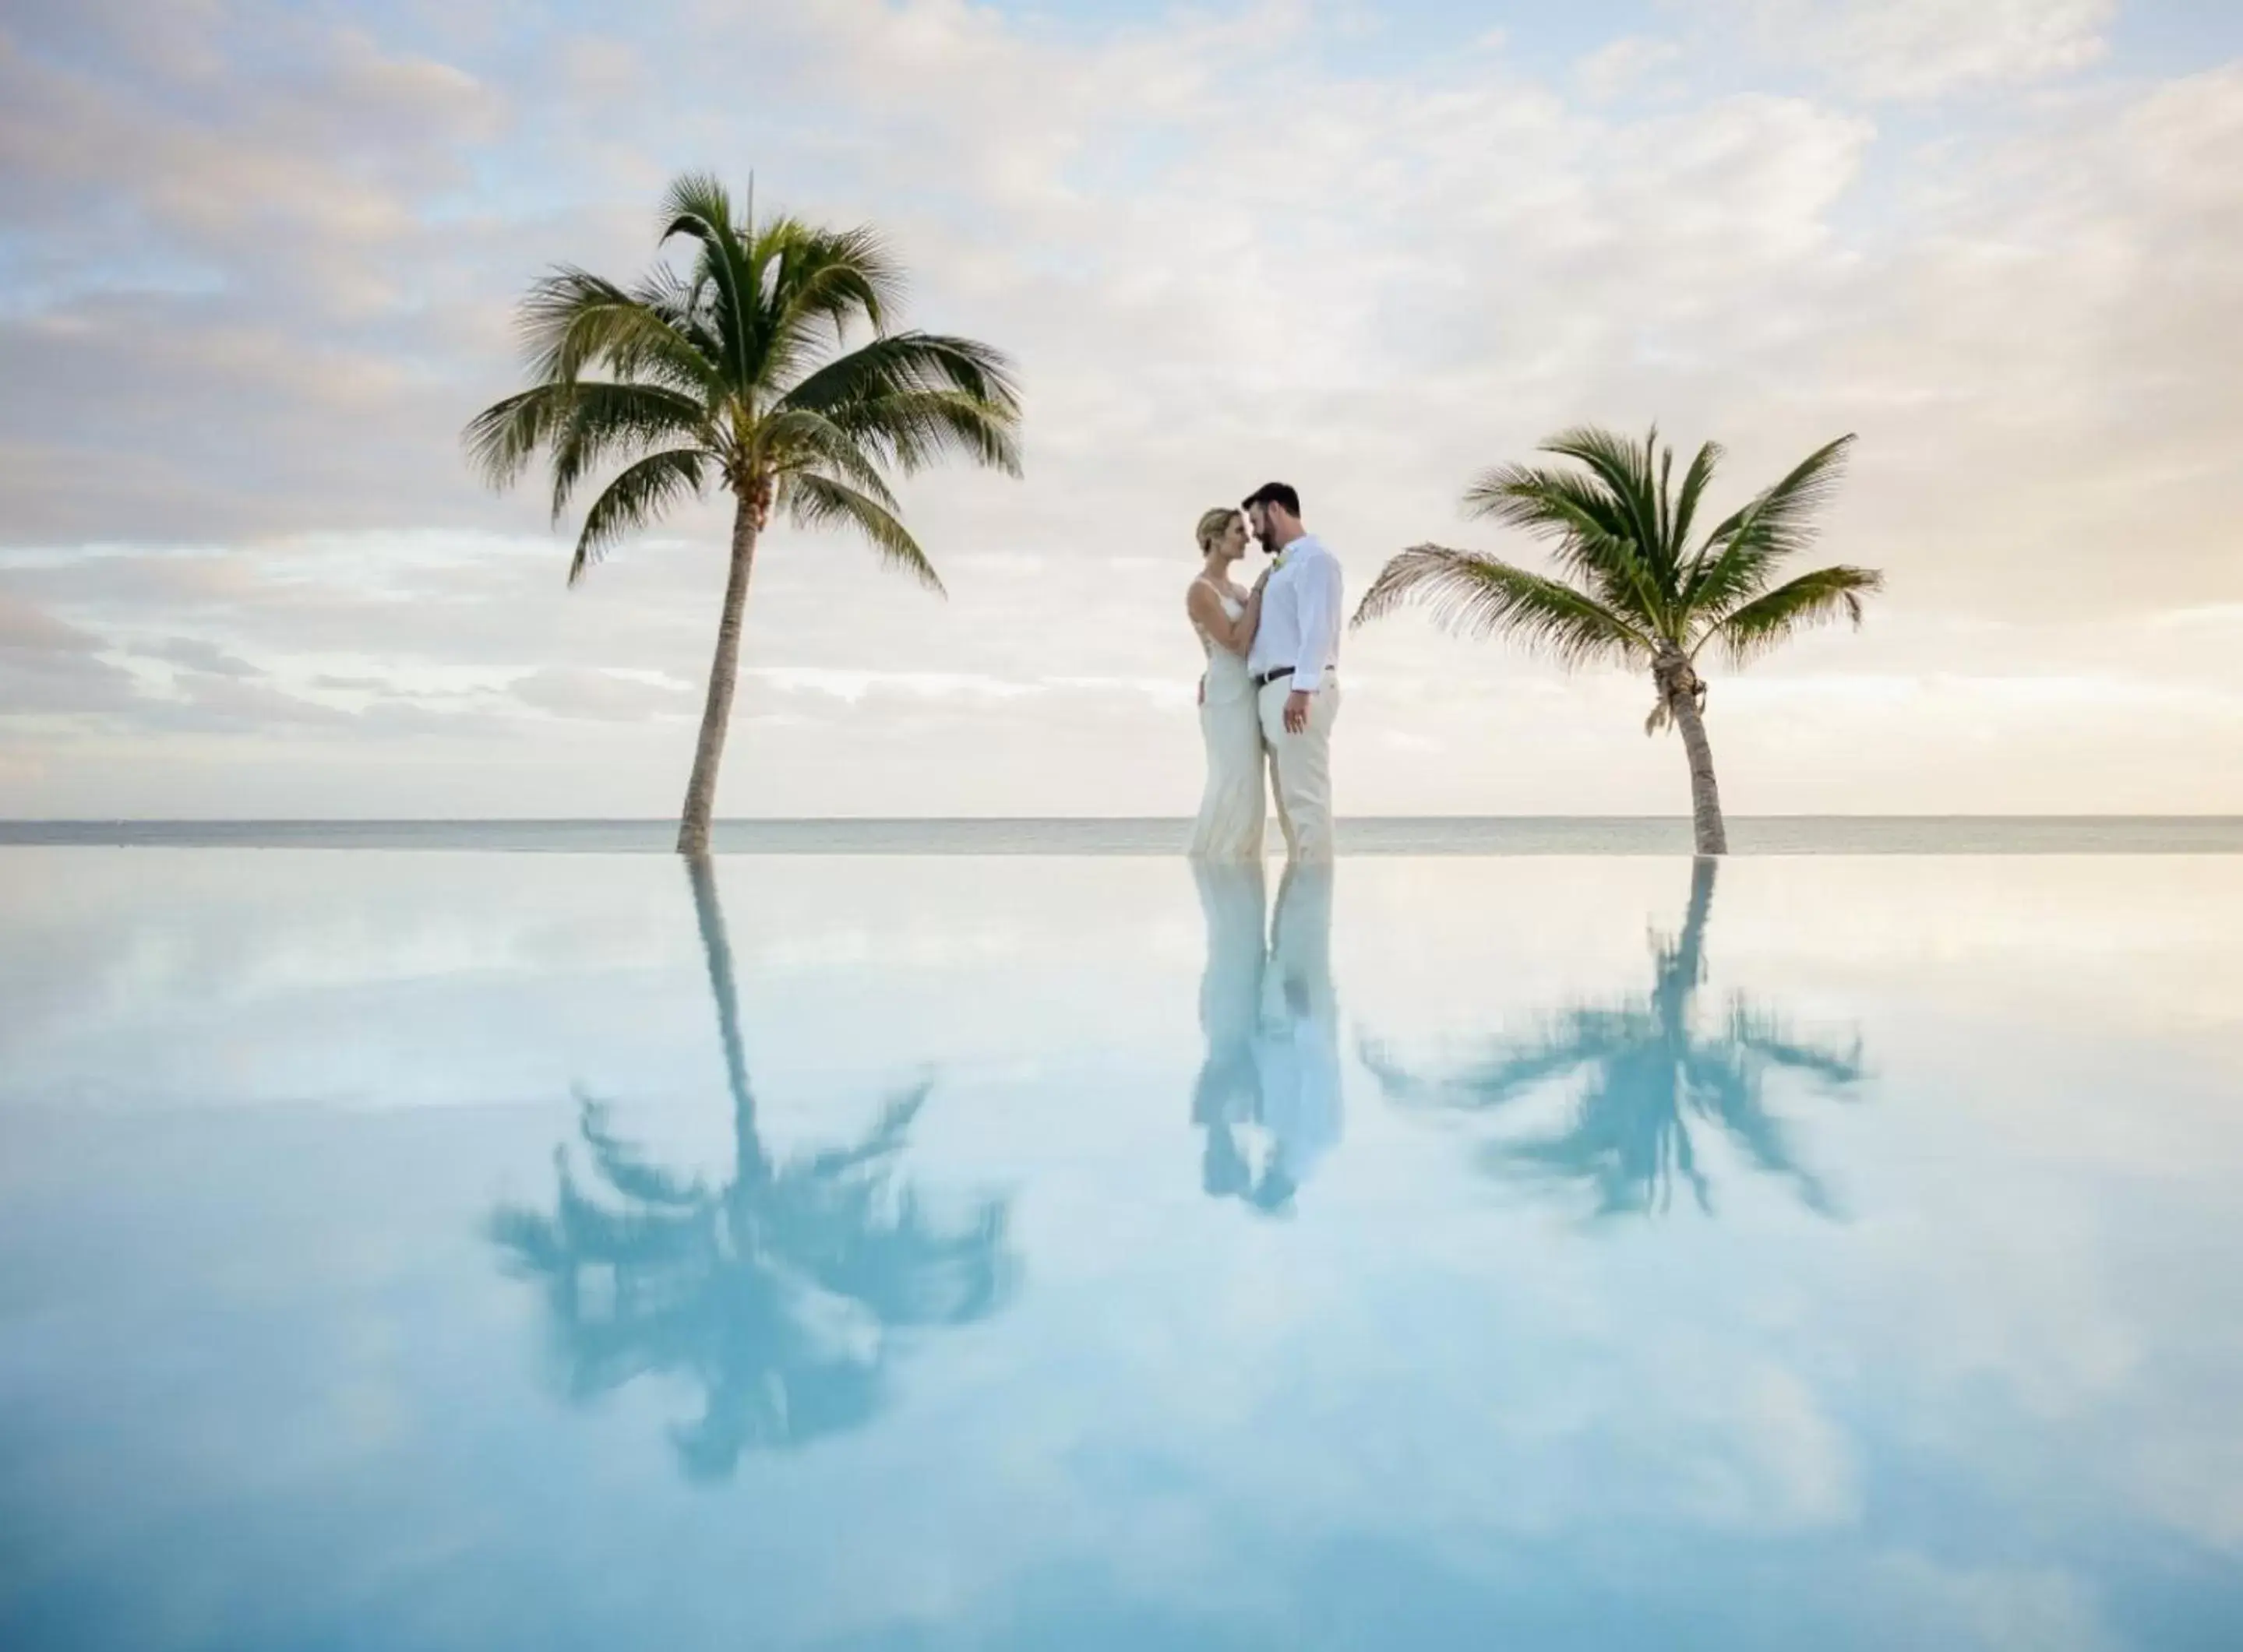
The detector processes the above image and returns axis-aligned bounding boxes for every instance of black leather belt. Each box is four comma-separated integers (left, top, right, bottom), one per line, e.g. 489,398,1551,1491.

1253,667,1296,691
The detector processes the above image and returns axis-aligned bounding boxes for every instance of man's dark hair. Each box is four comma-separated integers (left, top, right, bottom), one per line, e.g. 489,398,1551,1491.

1242,481,1301,517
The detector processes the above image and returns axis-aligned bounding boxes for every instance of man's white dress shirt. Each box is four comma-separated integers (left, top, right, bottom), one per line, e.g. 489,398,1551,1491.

1247,533,1342,691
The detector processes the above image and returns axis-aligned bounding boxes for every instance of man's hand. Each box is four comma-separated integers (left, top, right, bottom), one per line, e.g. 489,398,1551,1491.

1283,689,1312,734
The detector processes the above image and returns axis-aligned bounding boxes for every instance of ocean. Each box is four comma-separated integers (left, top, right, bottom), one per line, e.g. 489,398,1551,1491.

5,815,2243,853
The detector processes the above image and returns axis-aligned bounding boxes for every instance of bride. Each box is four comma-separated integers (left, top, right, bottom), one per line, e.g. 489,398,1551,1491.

1187,506,1267,860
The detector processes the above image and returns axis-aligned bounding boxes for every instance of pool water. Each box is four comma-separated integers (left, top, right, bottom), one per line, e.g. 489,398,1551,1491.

2,849,2240,1650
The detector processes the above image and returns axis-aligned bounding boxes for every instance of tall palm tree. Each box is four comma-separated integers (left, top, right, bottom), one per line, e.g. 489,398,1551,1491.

1352,428,1881,854
1361,860,1867,1218
488,858,1015,1479
465,174,1024,854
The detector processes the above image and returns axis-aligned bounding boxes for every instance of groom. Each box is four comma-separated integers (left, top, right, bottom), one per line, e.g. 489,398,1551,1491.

1242,481,1342,862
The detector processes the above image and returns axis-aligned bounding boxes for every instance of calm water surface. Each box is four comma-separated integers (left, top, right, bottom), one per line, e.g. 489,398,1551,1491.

9,815,2243,853
2,849,2240,1650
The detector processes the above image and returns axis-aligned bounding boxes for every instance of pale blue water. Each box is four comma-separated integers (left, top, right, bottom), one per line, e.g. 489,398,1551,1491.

2,847,2241,1649
8,815,2243,853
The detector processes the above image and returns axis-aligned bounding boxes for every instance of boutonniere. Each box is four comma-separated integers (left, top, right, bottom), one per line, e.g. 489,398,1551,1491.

1271,549,1290,572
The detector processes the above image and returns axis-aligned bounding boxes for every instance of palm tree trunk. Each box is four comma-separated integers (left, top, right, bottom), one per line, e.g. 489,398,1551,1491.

1653,857,1716,1031
676,494,760,856
1655,653,1728,855
1676,856,1716,981
684,853,767,1186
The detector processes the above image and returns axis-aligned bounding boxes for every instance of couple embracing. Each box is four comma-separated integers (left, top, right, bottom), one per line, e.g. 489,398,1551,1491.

1186,481,1343,862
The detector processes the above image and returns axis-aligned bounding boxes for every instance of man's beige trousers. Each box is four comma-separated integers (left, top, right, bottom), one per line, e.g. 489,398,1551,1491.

1257,679,1340,862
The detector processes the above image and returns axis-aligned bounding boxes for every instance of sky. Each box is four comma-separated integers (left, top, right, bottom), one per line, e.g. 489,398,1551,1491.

1,0,2240,820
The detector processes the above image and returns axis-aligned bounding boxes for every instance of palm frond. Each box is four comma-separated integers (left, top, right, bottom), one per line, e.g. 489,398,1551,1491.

783,332,1021,421
518,267,722,397
778,333,1021,479
1685,434,1855,617
1350,544,1655,667
633,266,727,368
782,472,946,594
1670,440,1722,554
795,1081,934,1178
1362,1025,1606,1111
578,1098,708,1206
517,266,630,374
545,382,711,521
463,384,573,490
1656,442,1674,553
1543,425,1670,583
659,173,759,394
659,171,738,243
1727,1004,1866,1088
843,388,1024,476
767,220,907,342
752,408,901,508
568,447,711,585
1465,463,1670,632
737,217,827,390
1677,1046,1829,1213
1465,461,1634,548
1700,565,1883,666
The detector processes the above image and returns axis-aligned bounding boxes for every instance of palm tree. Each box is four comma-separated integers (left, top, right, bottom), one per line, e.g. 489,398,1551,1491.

1360,859,1867,1218
488,858,1016,1479
465,174,1024,854
1352,428,1881,854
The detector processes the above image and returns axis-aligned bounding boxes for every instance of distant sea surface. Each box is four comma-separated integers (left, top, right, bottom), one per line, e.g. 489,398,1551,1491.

6,816,2243,854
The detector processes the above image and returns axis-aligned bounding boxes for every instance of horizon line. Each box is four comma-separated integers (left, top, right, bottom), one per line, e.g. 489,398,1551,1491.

9,812,2243,826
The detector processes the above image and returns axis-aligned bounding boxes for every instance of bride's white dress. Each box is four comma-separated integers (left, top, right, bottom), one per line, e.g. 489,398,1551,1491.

1189,589,1268,860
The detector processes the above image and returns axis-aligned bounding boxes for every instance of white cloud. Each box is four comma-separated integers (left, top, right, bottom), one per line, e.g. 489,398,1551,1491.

1575,34,1685,103
749,667,1042,706
1714,0,2115,100
509,666,695,721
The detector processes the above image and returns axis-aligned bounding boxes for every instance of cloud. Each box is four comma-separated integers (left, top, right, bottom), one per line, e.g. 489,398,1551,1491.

0,7,514,543
137,636,260,678
510,666,695,721
1575,35,1685,103
0,588,99,653
749,667,1041,706
1712,0,2115,101
0,587,146,717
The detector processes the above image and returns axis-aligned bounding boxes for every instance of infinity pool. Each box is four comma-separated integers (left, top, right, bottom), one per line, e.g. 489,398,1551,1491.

2,850,2239,1649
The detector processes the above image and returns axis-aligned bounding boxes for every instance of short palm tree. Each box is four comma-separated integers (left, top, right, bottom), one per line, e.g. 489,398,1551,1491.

465,173,1023,854
1352,428,1881,854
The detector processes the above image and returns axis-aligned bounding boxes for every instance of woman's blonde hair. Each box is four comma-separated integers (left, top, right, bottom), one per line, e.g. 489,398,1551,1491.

1195,506,1242,554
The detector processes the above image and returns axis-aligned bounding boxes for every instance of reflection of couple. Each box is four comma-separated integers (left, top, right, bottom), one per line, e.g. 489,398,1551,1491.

1190,860,1339,1213
1187,481,1343,863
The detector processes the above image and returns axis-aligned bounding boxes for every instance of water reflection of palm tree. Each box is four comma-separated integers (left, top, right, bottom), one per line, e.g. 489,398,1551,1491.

1362,858,1864,1217
489,858,1015,1479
